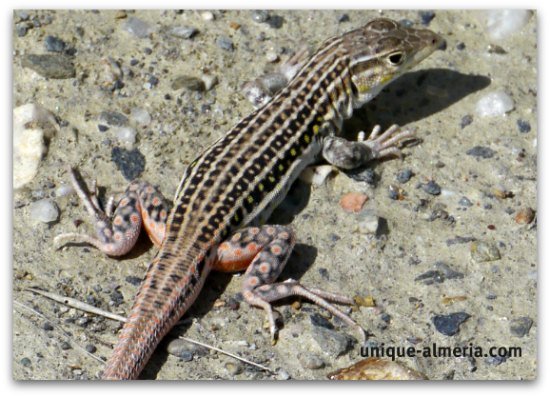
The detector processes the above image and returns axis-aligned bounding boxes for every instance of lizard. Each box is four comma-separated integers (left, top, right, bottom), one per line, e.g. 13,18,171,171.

54,18,443,380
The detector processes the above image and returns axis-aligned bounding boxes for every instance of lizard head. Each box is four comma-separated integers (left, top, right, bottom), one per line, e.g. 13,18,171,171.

343,18,444,108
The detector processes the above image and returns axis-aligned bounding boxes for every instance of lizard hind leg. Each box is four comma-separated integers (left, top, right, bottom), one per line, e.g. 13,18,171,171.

54,167,170,257
214,225,366,343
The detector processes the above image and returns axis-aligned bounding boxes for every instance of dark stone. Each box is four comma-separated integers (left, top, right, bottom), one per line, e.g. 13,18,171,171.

432,312,470,336
125,276,142,286
345,167,378,185
338,14,350,23
310,313,334,330
44,35,67,52
266,15,284,29
99,111,128,127
415,262,464,285
311,325,352,357
422,180,441,195
458,196,473,207
419,11,436,26
111,147,146,181
216,36,234,51
22,54,76,79
456,42,466,50
109,288,125,306
97,124,109,132
516,119,531,133
42,322,54,331
20,357,32,367
85,344,97,353
466,146,495,159
396,168,413,183
460,114,473,128
446,235,476,246
510,317,533,337
171,75,205,91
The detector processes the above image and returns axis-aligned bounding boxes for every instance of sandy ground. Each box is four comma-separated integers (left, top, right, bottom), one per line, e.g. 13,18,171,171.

13,10,536,380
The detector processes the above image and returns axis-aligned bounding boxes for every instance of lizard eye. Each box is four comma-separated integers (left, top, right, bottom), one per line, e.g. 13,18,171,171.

387,52,404,65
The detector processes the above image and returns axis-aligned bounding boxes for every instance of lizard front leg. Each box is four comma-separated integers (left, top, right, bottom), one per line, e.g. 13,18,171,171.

54,167,170,256
213,225,366,343
322,124,417,170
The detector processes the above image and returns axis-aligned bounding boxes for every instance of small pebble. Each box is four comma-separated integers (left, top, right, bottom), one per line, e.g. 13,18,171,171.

516,119,531,133
415,262,464,285
111,146,146,181
458,196,473,207
16,23,30,37
485,354,508,366
171,75,205,91
396,169,413,183
487,44,507,55
486,10,531,40
17,11,30,21
338,14,350,23
123,17,153,38
265,51,279,63
339,192,368,213
20,357,32,367
42,322,54,331
169,26,199,39
55,183,74,197
460,114,473,129
216,36,234,52
97,124,109,132
125,276,142,286
44,35,67,53
298,352,325,369
22,54,76,79
476,91,515,117
60,341,72,350
115,126,137,145
470,241,501,263
312,326,352,357
432,312,470,336
419,10,436,26
399,19,414,28
277,369,291,380
466,146,495,159
446,236,476,246
357,211,381,235
456,42,466,50
130,107,151,126
266,15,284,29
201,11,215,21
30,199,59,223
99,111,128,127
514,207,535,224
251,10,270,23
509,316,533,337
422,180,441,195
224,361,243,376
201,74,218,91
85,344,97,353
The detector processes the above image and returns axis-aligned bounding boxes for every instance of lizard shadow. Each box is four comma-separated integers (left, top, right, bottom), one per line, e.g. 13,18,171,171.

342,68,491,137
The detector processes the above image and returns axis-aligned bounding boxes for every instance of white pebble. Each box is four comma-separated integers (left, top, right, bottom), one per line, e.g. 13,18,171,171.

13,104,59,189
201,11,214,21
130,107,151,126
358,212,380,235
265,51,279,63
486,10,531,40
201,74,218,91
55,183,73,197
30,198,59,223
475,90,515,117
115,126,137,145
